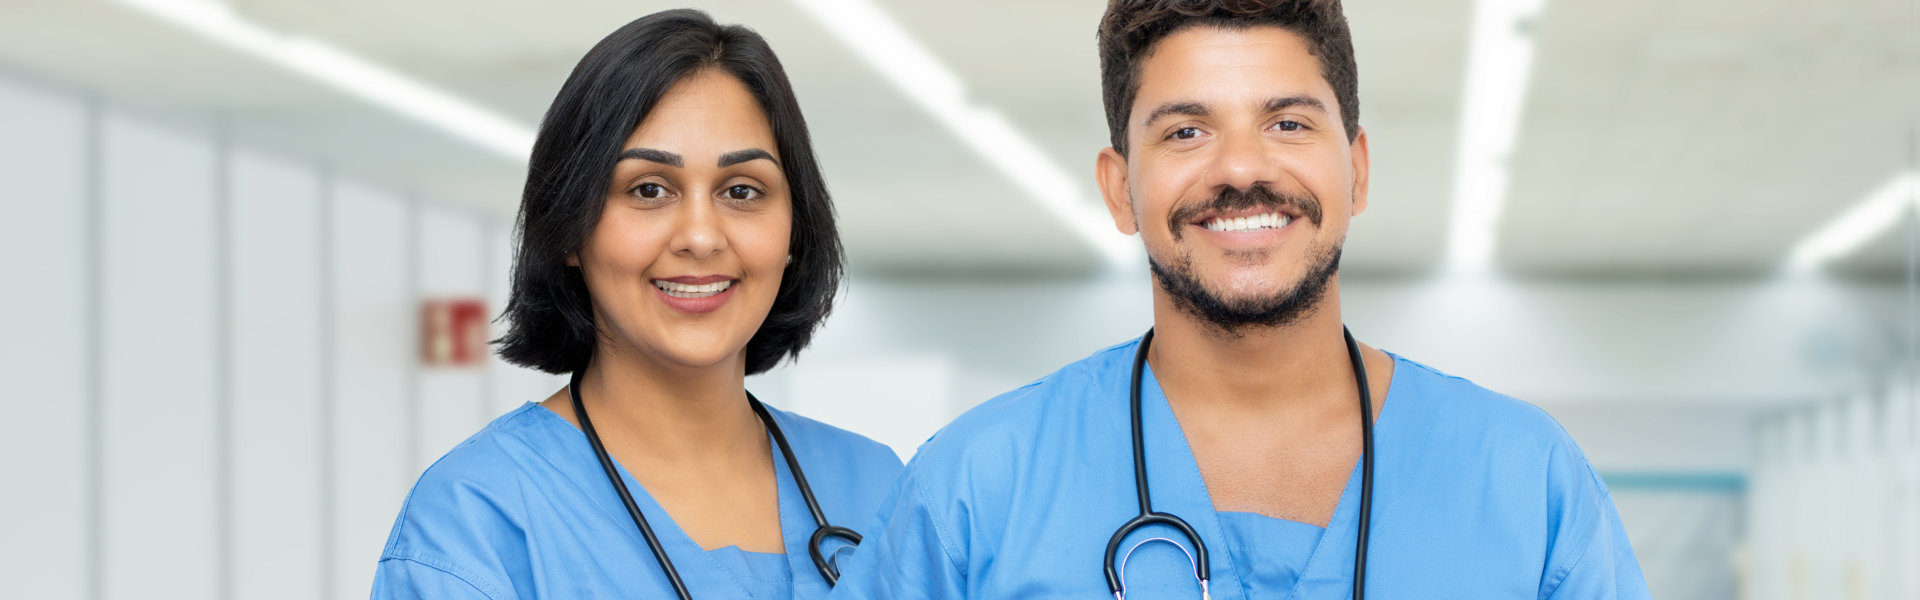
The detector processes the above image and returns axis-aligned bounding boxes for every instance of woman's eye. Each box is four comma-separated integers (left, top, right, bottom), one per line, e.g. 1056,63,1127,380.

1170,127,1201,140
634,183,668,199
724,185,761,201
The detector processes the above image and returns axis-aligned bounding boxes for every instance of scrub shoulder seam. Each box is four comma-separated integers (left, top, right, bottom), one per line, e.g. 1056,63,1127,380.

909,472,971,578
1536,485,1610,599
379,553,509,600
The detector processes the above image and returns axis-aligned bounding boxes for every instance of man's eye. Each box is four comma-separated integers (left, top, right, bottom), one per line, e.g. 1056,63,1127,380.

1170,127,1201,140
1274,120,1304,132
725,185,761,201
634,183,668,198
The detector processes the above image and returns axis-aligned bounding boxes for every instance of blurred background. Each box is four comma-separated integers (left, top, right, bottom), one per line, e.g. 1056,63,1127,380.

0,0,1914,598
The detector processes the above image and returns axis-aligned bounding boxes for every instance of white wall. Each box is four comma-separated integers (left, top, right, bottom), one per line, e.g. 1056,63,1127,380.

98,109,221,600
326,179,417,597
0,72,557,600
229,147,326,600
1748,373,1919,600
0,74,90,600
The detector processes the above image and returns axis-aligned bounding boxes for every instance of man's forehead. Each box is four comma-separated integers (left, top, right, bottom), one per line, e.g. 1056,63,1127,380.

1131,24,1334,115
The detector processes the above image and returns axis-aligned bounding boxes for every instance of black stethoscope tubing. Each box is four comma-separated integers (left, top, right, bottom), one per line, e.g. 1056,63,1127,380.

1103,327,1374,599
568,370,861,599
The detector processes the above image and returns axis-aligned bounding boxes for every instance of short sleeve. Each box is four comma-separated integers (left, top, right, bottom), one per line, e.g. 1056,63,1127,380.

372,556,511,600
1537,439,1651,600
1540,493,1650,599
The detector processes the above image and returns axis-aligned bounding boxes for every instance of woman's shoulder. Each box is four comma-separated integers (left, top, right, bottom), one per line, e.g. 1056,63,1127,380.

382,404,563,559
762,404,904,464
761,404,905,481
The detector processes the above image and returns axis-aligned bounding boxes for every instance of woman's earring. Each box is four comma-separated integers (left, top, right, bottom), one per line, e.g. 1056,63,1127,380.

785,254,794,265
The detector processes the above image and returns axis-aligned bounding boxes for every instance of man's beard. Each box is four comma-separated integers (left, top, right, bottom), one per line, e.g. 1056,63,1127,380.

1149,243,1343,335
1146,182,1342,334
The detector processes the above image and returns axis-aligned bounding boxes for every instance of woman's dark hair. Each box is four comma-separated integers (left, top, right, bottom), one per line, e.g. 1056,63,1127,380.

496,9,843,376
1098,0,1359,156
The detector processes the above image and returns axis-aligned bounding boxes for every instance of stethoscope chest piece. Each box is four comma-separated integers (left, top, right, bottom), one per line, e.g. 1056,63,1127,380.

1101,327,1375,600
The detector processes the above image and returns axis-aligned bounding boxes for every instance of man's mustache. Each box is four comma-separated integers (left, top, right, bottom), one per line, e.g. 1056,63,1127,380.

1166,184,1324,240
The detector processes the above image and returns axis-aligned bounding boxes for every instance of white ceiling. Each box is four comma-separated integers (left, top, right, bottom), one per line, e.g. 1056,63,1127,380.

0,0,1910,278
1503,0,1917,278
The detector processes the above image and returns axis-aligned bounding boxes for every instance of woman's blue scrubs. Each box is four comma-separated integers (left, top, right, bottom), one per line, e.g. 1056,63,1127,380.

373,402,904,599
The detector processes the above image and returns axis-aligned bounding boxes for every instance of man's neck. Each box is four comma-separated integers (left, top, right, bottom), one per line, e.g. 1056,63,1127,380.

1146,276,1356,414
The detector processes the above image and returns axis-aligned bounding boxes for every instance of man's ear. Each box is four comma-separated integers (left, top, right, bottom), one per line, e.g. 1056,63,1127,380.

1096,147,1138,235
1349,125,1371,217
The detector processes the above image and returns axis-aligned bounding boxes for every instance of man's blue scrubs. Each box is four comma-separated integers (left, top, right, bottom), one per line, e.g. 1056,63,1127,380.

829,337,1651,599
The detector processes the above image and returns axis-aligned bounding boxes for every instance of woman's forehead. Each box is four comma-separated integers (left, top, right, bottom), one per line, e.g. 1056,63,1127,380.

625,71,781,160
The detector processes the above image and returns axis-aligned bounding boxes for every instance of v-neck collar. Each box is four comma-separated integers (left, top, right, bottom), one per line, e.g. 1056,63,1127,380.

528,402,816,598
1126,348,1405,600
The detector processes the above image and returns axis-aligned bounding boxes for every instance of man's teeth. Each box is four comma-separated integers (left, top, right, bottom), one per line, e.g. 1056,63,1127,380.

1202,212,1292,232
653,280,733,298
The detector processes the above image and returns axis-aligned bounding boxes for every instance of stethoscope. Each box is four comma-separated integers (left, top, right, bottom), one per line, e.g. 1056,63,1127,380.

1103,327,1375,600
568,370,862,599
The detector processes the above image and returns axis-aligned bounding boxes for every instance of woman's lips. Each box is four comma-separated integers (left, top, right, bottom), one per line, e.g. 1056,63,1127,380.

652,278,735,314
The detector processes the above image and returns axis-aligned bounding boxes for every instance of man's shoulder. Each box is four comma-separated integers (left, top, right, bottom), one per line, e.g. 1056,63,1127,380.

1391,353,1577,445
1388,353,1606,497
901,338,1138,476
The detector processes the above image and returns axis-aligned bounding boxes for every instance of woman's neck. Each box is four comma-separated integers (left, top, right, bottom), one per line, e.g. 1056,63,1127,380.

566,344,765,465
545,344,786,553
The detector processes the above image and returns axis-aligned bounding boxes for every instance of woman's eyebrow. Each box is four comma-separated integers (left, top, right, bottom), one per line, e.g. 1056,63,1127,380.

718,148,779,168
618,147,682,167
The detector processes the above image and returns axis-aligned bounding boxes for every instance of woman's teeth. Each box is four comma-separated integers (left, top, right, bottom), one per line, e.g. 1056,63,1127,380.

653,280,733,298
1203,212,1291,232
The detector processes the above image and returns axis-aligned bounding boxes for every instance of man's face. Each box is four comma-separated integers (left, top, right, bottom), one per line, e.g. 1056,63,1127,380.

1099,24,1369,332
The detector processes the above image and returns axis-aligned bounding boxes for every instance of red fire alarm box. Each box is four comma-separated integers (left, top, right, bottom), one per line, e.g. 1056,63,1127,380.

422,298,488,367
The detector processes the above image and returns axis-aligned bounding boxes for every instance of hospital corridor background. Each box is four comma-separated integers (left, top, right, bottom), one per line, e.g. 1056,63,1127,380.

0,0,1915,598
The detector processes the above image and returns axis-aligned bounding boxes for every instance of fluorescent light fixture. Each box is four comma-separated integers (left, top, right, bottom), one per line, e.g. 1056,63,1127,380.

1785,172,1919,273
109,0,534,162
1445,0,1548,271
787,0,1138,266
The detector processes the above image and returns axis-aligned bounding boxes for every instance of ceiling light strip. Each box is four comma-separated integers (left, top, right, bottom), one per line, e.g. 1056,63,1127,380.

1444,0,1548,271
787,0,1137,266
1786,172,1919,273
109,0,534,162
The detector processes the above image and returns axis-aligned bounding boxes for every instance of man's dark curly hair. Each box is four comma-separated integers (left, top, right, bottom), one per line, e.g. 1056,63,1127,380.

1098,0,1360,156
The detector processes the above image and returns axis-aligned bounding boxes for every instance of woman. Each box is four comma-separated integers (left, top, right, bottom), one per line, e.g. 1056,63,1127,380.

372,10,903,599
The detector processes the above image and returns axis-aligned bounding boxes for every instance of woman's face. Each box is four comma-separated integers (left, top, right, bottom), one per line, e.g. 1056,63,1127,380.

573,70,793,373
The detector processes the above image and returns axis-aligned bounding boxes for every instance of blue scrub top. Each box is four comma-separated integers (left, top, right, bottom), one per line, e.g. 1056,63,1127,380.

829,338,1651,599
373,401,904,599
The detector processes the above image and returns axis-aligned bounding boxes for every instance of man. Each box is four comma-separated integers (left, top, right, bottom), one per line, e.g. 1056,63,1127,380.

829,1,1650,597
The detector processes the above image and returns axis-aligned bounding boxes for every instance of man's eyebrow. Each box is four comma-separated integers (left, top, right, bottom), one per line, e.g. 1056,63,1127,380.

717,148,778,168
1265,95,1329,115
1143,101,1209,128
618,147,682,167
